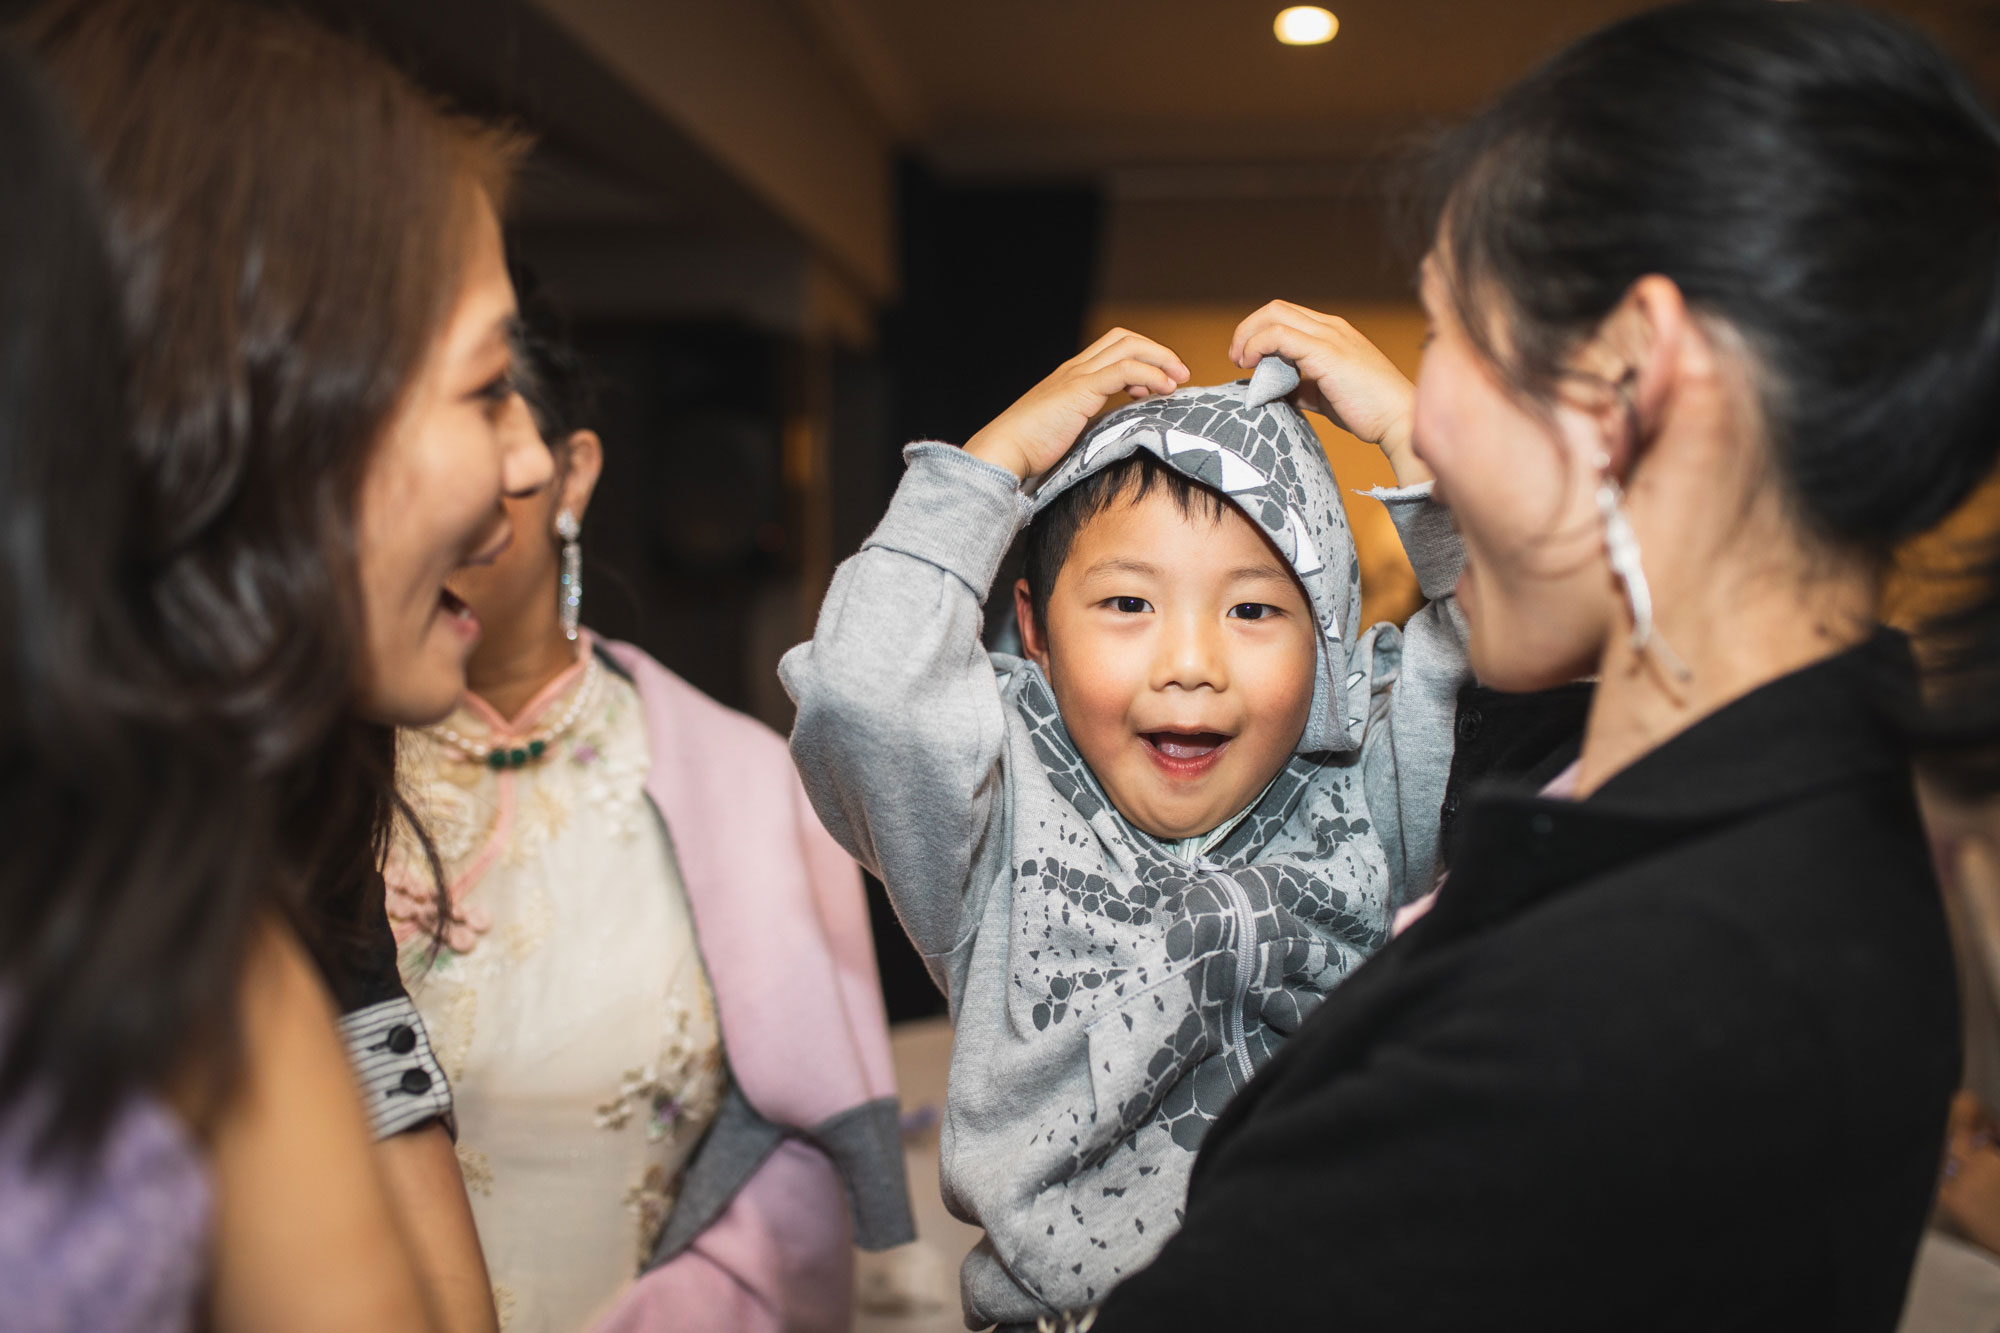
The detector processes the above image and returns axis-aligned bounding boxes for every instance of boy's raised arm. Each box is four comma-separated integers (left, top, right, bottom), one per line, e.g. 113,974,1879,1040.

781,442,1030,965
1231,301,1472,901
781,331,1189,969
1358,484,1470,900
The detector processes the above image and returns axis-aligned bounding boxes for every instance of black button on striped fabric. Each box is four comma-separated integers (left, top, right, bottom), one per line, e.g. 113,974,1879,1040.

399,1068,432,1095
386,1024,417,1055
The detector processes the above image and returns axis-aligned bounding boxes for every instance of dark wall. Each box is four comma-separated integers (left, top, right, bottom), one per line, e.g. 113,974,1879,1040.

567,321,792,719
861,162,1104,1023
882,161,1103,461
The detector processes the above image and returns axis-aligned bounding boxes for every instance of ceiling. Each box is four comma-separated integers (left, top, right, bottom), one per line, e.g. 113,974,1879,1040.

821,0,2000,175
222,0,2000,322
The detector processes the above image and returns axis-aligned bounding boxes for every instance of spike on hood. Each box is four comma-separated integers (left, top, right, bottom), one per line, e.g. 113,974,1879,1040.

1028,356,1363,755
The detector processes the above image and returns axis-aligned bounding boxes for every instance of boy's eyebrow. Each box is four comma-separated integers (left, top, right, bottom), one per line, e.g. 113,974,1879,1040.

1079,557,1162,579
1079,557,1301,588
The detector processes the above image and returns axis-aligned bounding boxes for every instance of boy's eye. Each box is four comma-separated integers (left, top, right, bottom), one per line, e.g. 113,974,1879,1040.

1109,596,1152,614
1228,602,1280,621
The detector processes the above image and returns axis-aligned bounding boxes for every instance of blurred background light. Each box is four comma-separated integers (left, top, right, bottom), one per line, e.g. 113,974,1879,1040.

1274,6,1338,46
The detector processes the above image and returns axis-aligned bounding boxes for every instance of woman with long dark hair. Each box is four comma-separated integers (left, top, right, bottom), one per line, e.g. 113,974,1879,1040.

0,38,231,1331
1076,3,2000,1327
6,0,553,1327
0,34,456,1333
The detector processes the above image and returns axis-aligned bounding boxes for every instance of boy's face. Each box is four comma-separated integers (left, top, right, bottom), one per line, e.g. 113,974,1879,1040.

1015,486,1319,843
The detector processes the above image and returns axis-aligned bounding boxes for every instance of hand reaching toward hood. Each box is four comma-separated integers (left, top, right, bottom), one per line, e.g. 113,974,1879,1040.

1230,300,1431,488
965,327,1190,482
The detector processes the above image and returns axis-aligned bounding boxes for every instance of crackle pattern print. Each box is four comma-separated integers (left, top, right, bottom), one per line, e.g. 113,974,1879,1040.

1010,672,1388,1176
965,373,1419,1314
990,666,1396,1307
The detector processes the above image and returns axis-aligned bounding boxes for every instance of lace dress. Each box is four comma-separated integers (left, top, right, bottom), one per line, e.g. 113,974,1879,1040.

389,635,725,1333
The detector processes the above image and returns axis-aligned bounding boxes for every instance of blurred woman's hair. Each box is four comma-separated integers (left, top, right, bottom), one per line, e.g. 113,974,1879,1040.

0,41,258,1160
510,261,600,452
1416,0,2000,789
8,0,521,1148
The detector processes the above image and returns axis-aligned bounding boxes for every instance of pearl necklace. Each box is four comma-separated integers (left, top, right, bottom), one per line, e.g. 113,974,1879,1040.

429,653,602,770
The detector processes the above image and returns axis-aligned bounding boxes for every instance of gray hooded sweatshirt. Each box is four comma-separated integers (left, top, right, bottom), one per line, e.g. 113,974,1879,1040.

781,358,1468,1326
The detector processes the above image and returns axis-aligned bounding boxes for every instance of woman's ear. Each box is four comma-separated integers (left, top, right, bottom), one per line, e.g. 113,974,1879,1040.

557,429,604,524
1014,578,1051,671
1623,275,1688,448
1594,275,1689,474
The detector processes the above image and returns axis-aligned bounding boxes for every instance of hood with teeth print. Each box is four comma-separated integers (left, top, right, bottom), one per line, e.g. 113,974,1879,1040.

942,357,1421,1319
1031,355,1365,756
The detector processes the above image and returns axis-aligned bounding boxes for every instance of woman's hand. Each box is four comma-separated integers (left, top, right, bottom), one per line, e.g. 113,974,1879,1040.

964,328,1190,482
1230,300,1430,487
1939,1090,2000,1258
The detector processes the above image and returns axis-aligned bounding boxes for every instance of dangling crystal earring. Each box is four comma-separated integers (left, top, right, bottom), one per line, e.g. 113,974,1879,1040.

555,509,582,642
1594,452,1690,683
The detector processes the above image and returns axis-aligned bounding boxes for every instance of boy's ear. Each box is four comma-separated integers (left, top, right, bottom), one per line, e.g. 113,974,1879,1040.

1014,578,1051,670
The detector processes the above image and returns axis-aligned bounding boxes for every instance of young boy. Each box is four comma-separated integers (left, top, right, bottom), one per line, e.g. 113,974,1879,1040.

782,331,1468,1325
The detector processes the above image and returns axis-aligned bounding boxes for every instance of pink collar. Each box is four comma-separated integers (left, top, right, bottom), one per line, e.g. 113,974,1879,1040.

460,630,595,738
1541,759,1584,801
389,631,602,948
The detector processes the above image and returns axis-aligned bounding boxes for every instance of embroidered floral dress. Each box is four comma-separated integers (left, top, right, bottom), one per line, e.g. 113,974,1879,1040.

388,634,724,1333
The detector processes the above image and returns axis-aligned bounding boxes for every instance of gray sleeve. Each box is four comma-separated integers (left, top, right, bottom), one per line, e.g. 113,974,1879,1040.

1356,482,1471,905
780,442,1031,969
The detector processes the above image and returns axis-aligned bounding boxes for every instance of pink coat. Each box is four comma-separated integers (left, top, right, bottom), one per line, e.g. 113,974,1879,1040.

591,641,908,1333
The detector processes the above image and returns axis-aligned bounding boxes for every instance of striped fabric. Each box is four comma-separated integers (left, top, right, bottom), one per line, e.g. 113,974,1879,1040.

337,996,453,1139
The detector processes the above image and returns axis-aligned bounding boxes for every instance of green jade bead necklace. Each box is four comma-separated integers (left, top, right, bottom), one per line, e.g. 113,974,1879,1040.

487,740,547,770
429,654,601,771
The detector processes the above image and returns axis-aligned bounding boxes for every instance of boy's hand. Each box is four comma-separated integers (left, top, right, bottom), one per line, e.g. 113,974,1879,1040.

1230,300,1431,487
965,328,1190,482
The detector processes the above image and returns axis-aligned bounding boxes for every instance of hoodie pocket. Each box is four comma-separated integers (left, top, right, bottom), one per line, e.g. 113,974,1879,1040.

1074,962,1212,1178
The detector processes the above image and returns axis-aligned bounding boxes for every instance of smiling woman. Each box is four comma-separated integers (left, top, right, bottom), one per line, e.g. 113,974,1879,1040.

356,198,549,726
21,0,547,1079
1089,3,2000,1328
17,0,553,1329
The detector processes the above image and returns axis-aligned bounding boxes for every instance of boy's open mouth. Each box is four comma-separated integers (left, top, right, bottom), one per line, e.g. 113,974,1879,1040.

1142,730,1231,779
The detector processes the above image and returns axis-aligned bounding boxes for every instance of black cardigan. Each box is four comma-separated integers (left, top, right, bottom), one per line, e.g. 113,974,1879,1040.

1092,631,1959,1331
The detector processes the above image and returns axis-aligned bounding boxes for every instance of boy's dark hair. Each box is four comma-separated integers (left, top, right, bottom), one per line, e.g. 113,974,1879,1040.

1021,449,1231,632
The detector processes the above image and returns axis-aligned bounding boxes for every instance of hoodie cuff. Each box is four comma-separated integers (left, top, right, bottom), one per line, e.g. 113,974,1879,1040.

1364,481,1466,603
862,443,1033,600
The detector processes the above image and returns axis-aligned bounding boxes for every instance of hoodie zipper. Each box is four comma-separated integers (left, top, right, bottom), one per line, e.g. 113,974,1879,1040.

1202,855,1259,1087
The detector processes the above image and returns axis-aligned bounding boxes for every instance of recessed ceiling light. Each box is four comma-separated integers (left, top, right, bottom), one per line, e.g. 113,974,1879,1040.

1274,6,1338,46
